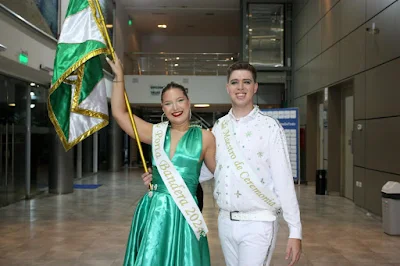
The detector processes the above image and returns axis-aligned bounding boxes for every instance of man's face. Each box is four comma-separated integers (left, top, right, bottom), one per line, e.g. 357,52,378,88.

226,70,258,109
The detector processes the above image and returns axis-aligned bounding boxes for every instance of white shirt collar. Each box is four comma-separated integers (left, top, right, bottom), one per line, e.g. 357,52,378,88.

228,105,259,122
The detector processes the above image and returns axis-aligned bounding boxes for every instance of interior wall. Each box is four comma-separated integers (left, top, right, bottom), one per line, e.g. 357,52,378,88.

292,0,400,215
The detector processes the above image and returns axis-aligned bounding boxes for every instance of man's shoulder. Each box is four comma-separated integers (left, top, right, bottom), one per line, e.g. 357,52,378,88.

213,115,229,128
215,114,229,124
256,111,281,128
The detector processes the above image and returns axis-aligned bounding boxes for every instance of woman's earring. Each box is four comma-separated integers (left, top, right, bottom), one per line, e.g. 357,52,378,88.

161,113,166,122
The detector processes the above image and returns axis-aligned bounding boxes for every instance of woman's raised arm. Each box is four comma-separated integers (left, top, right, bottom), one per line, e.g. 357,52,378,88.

107,54,152,144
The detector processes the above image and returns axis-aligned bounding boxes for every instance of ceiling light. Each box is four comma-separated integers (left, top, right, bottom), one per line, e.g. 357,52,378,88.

158,24,167,29
249,29,253,32
30,104,35,109
106,24,113,28
8,103,15,107
231,57,234,60
176,57,180,60
165,59,168,61
30,92,35,97
174,64,179,67
194,104,210,108
30,82,36,86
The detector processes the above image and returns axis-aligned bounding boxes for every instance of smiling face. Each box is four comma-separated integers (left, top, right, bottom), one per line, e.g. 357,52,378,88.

161,87,191,125
226,69,258,109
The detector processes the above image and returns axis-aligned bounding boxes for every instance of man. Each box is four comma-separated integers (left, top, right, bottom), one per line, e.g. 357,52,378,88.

144,62,302,266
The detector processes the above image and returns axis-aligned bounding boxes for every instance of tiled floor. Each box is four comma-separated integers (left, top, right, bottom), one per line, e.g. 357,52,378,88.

1,169,399,265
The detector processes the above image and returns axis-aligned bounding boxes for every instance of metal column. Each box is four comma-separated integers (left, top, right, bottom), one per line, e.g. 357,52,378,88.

108,116,123,172
93,132,98,173
49,132,74,194
25,86,31,198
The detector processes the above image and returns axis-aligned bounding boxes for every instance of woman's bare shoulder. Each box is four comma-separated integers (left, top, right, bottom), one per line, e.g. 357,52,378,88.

201,129,215,145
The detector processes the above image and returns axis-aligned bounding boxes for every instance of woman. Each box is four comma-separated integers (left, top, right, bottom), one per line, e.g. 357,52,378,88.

107,55,216,266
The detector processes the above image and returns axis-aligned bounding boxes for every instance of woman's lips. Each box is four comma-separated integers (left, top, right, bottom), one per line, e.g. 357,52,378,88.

172,111,183,117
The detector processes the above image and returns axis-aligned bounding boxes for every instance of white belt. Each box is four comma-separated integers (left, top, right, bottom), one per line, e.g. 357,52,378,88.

219,209,280,222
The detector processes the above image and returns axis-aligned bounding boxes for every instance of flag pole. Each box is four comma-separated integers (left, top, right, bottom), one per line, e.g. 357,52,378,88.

93,0,149,174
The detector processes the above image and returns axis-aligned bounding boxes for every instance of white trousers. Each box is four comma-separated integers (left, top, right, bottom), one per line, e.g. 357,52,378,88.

218,213,279,266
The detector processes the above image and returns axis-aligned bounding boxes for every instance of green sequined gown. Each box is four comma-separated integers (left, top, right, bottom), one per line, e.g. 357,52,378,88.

123,126,210,266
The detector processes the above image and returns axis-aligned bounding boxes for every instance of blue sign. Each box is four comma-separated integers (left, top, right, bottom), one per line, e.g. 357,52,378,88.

261,108,300,183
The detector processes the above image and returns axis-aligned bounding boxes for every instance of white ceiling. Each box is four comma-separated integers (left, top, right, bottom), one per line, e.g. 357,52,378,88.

120,0,241,36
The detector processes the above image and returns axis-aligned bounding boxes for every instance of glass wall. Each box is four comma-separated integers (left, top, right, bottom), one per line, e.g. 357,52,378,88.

1,0,112,39
99,0,115,74
33,0,59,36
0,73,51,207
30,83,51,193
0,0,59,37
248,4,285,67
0,74,28,207
99,0,114,43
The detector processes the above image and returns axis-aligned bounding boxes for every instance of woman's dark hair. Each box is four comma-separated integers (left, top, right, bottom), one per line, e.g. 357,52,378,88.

161,82,189,102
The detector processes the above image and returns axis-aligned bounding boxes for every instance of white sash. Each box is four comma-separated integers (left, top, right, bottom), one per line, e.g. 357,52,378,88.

152,122,208,240
218,118,281,214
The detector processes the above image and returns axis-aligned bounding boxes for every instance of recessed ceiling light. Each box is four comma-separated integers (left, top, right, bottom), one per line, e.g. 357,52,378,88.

30,82,36,86
174,64,179,67
176,57,180,60
8,103,15,107
30,104,35,109
194,104,210,108
158,24,167,29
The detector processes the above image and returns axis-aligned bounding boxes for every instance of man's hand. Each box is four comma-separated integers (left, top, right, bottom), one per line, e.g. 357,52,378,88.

141,168,152,186
285,238,301,266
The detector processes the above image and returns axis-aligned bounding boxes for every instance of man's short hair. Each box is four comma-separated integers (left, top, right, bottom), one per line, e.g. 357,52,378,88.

226,62,257,82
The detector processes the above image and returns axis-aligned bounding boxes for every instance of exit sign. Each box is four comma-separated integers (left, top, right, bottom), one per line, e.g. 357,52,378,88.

19,53,28,65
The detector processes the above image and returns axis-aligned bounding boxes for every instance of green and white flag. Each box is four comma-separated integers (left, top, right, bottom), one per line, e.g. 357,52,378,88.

48,0,110,151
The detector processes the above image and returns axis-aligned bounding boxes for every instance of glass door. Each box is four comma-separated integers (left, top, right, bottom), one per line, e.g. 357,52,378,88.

0,74,28,206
